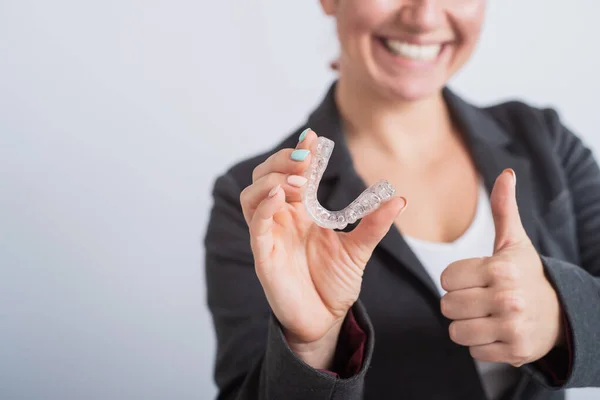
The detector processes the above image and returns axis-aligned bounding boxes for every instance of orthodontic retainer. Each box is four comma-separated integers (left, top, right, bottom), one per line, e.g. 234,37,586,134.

302,136,396,230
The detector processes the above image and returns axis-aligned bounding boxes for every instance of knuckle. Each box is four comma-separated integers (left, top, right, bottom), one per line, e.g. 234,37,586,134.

495,290,525,313
509,342,532,364
488,263,502,283
264,172,280,187
440,296,451,317
256,173,283,195
440,268,451,291
449,321,460,343
239,186,250,206
251,165,261,182
489,261,520,284
504,317,524,341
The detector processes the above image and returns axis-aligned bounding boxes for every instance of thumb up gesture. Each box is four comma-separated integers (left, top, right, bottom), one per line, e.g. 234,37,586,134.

440,169,564,367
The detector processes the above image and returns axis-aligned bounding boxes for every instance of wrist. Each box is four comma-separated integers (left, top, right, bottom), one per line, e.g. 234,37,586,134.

284,317,345,370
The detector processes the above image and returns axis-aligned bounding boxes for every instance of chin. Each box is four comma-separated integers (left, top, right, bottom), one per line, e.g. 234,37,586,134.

378,78,444,102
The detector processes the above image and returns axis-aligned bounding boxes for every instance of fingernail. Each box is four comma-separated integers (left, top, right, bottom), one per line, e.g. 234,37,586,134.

287,175,308,187
399,196,408,212
299,128,310,143
290,149,310,161
507,168,516,186
268,184,281,198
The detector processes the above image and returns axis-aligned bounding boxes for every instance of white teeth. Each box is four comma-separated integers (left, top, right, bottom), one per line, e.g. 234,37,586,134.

384,39,441,61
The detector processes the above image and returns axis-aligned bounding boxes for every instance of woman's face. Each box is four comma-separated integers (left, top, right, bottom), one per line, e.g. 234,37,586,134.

322,0,486,101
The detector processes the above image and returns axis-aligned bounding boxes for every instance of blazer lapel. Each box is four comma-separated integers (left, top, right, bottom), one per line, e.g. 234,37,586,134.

445,88,540,249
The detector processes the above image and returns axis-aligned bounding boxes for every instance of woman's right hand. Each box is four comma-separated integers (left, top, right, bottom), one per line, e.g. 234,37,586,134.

240,129,407,369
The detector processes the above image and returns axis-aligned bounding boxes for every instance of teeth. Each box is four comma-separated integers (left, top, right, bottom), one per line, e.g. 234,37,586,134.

384,40,441,61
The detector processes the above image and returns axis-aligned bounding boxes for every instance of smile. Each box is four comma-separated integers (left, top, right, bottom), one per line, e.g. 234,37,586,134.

380,38,443,62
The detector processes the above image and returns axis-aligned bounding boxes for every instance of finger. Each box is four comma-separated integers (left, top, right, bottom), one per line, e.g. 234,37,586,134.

249,184,286,266
251,129,318,182
252,149,311,183
490,168,528,252
470,318,532,366
344,196,407,258
240,172,308,224
440,257,489,292
469,342,517,365
449,317,500,347
440,287,493,320
295,128,318,151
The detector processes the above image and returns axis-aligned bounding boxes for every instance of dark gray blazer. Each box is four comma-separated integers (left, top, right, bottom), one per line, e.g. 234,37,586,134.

204,83,600,399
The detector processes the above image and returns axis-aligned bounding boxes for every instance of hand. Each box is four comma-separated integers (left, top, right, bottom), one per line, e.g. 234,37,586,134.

240,129,407,369
440,169,564,367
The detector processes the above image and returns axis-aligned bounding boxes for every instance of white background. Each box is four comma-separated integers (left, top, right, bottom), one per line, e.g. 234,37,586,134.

1,0,599,399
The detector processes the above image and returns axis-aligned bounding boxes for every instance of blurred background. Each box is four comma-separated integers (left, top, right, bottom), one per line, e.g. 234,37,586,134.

1,0,598,399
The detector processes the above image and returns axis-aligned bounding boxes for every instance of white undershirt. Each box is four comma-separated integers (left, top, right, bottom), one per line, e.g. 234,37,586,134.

403,183,520,400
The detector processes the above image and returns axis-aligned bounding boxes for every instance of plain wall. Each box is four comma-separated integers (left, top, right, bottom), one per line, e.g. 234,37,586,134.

0,0,598,399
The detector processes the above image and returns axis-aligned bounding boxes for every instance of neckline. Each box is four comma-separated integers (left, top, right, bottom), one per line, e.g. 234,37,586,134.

402,182,489,250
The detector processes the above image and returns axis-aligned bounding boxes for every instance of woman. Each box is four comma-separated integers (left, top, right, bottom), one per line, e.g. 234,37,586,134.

204,1,600,399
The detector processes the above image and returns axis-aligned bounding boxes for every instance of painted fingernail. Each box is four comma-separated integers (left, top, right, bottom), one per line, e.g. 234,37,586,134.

287,175,308,187
290,149,310,161
299,128,310,143
268,184,281,198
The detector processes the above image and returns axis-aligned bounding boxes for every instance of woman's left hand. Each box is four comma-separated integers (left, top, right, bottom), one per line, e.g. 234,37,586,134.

440,169,564,367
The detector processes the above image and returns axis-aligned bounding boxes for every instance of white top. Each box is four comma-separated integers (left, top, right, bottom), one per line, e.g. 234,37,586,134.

403,183,520,400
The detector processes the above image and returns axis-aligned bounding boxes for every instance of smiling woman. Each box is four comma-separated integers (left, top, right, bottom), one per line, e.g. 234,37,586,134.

326,0,484,100
204,1,600,399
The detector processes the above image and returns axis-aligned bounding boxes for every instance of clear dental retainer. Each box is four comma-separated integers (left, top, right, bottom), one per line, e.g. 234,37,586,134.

302,136,396,230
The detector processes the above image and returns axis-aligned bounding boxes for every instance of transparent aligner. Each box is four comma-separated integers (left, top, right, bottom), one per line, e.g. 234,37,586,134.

302,136,396,230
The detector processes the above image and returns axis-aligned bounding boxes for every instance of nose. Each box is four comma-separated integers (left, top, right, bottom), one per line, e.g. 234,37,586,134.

398,0,442,32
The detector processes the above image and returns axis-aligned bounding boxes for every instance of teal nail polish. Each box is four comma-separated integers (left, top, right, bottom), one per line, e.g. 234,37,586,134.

291,149,310,161
299,128,310,142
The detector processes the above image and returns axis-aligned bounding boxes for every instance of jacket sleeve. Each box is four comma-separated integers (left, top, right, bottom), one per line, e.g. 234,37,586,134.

524,109,600,389
204,172,375,400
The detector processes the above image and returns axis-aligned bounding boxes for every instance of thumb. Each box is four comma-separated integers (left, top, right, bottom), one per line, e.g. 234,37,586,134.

490,169,527,252
345,196,407,257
